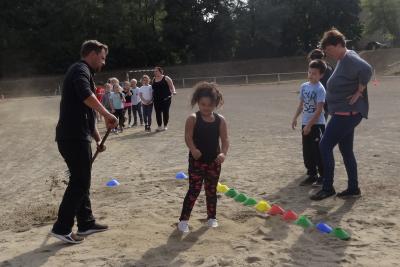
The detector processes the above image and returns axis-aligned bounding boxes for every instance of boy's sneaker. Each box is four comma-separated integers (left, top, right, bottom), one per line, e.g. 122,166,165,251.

77,223,108,236
164,126,168,131
310,189,336,201
156,126,164,132
312,177,323,188
336,188,361,199
51,231,85,244
140,122,144,126
299,175,317,186
207,219,218,228
178,220,189,233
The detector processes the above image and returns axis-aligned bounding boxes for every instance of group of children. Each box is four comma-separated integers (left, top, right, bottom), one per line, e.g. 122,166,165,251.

96,75,154,133
175,49,333,233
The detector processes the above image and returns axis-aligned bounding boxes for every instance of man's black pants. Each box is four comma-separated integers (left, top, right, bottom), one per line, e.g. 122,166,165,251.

52,141,95,235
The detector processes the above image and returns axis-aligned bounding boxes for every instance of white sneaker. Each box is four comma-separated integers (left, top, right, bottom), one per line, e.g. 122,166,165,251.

164,126,168,131
207,219,218,228
178,220,189,233
156,126,163,132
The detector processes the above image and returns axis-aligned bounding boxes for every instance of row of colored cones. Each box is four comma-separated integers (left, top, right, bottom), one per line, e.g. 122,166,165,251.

217,183,350,240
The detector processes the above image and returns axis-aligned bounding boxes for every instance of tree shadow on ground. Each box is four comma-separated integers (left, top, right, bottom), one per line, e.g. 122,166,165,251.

129,227,209,267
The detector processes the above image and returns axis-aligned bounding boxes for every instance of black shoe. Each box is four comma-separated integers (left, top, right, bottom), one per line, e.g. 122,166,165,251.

51,231,85,244
336,188,361,199
77,223,108,236
311,177,323,188
310,189,336,201
299,175,317,186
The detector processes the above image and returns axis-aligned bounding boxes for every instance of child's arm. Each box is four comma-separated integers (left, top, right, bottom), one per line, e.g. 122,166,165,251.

139,92,147,104
292,100,303,130
216,115,229,164
303,102,324,135
185,114,202,160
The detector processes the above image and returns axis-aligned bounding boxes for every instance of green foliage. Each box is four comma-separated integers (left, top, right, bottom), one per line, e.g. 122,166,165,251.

362,0,400,45
0,0,367,77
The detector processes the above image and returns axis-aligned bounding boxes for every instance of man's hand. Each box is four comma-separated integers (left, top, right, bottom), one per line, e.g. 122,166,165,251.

191,148,202,160
104,113,118,129
96,141,106,152
215,153,226,164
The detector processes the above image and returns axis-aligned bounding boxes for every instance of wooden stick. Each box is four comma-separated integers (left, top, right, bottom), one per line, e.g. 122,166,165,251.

91,128,111,165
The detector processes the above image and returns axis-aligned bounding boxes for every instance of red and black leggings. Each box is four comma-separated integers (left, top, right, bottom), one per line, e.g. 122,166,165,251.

179,157,221,221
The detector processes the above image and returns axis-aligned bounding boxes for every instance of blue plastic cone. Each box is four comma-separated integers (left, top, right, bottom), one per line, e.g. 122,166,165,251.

176,171,188,179
316,222,333,234
106,178,120,187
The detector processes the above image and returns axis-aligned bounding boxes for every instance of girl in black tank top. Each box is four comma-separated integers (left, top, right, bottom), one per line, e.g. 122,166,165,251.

178,82,230,233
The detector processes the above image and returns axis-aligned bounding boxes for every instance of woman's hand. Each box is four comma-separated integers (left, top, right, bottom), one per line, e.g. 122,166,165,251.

348,90,363,105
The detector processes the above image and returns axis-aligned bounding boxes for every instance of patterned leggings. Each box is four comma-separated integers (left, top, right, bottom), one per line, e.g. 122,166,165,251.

179,157,221,221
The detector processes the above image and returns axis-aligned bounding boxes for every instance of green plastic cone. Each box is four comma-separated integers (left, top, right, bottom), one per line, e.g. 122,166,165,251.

294,215,314,228
225,188,238,198
234,193,248,203
331,227,351,240
243,198,258,206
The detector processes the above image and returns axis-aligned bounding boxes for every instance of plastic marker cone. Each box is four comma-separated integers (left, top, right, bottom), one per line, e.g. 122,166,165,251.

331,227,350,240
106,178,120,187
268,204,285,216
294,215,313,228
282,210,298,221
255,200,271,213
234,193,248,203
243,197,258,206
176,171,188,179
217,183,230,193
225,188,238,198
316,222,333,234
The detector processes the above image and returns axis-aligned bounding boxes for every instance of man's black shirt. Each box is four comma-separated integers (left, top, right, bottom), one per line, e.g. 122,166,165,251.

56,60,96,142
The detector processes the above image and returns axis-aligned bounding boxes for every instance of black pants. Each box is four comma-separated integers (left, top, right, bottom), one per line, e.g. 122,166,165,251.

132,102,143,124
302,124,325,177
142,103,153,127
154,98,171,127
123,105,132,125
114,109,124,129
52,141,95,235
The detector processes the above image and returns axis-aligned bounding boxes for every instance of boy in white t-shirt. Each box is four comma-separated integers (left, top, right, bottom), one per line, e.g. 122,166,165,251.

139,75,153,132
292,59,327,187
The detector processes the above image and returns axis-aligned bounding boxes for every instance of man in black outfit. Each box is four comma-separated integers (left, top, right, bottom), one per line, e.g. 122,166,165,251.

51,40,118,244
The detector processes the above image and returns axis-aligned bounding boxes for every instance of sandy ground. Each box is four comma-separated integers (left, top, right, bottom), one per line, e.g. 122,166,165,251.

0,78,399,267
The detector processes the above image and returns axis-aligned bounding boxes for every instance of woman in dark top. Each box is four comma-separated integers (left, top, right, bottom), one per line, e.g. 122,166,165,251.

152,66,176,131
310,28,372,201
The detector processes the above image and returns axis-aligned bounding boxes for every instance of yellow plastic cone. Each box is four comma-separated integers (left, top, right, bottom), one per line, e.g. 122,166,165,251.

255,200,271,213
217,183,230,193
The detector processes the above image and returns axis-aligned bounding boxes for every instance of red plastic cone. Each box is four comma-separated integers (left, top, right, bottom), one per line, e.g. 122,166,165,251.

282,210,298,221
268,204,285,215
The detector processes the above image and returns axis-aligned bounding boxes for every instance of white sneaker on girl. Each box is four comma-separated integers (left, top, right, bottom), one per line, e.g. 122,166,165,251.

178,220,189,233
207,219,218,228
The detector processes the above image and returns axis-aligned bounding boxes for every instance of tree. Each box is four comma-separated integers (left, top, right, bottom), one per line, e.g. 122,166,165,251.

362,0,400,46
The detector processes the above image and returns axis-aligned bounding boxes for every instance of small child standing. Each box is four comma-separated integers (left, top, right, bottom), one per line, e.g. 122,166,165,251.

139,75,153,132
178,82,229,233
122,81,133,127
130,79,144,126
110,84,125,133
101,83,113,113
292,59,327,187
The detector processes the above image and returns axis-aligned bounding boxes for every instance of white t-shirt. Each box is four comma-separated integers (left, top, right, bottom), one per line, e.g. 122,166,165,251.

139,85,153,103
131,87,142,105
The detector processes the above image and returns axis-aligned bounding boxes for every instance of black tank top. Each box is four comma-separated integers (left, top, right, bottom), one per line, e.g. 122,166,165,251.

191,111,221,163
152,76,171,102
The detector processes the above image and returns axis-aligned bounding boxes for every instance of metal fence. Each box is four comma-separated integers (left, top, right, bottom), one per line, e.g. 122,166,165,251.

174,72,308,88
